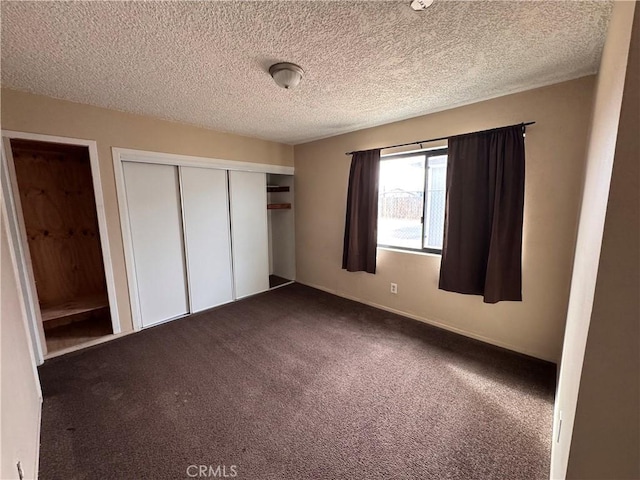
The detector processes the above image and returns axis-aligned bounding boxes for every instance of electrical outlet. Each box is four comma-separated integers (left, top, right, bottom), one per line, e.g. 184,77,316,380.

390,283,398,294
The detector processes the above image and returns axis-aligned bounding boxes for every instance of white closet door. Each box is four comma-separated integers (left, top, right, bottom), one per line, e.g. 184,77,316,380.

123,162,188,327
180,167,233,312
229,170,269,299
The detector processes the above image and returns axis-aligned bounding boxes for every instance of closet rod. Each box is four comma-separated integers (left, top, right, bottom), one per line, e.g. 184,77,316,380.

344,121,535,156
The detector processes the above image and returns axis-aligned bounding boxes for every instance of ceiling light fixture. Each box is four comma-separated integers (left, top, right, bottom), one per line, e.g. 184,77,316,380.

269,62,304,90
410,0,434,11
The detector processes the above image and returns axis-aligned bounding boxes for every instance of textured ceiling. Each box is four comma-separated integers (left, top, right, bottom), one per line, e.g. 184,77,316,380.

1,1,611,144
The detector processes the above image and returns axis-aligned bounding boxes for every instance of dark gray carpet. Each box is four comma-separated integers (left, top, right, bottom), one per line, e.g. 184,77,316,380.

39,283,555,480
268,274,291,288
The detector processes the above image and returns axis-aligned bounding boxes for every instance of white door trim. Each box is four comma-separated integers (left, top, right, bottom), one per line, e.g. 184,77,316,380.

1,139,47,364
112,147,295,175
1,130,122,360
112,154,143,331
0,192,43,402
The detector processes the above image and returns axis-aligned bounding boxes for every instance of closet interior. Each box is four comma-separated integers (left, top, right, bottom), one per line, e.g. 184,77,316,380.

10,139,112,353
267,173,295,288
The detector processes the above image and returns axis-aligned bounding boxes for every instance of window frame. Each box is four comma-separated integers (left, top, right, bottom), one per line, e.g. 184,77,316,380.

377,147,448,255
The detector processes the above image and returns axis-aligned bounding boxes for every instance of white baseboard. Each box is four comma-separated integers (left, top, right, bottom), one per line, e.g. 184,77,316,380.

296,280,555,364
33,398,42,480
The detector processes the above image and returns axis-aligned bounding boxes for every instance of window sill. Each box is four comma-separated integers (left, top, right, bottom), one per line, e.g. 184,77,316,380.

377,246,442,257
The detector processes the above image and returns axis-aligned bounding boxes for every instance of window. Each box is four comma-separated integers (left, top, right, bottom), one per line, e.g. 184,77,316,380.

377,148,447,254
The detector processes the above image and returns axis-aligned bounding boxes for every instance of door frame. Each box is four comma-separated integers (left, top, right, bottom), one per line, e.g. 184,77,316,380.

1,130,121,364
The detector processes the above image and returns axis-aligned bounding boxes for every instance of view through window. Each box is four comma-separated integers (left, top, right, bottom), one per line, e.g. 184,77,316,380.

377,149,447,253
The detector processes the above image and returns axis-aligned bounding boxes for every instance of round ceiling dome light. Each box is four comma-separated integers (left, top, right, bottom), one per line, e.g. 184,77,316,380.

410,0,434,11
269,62,304,90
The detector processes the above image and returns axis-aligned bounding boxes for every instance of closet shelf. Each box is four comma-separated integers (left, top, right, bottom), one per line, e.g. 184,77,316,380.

41,295,109,322
267,203,292,210
267,186,290,193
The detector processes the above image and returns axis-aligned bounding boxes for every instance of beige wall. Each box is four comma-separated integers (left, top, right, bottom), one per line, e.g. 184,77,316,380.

565,2,639,478
294,76,596,363
1,89,294,334
550,1,636,478
1,198,42,479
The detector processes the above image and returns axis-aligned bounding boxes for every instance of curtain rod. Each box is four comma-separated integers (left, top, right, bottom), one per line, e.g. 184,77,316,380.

344,121,536,156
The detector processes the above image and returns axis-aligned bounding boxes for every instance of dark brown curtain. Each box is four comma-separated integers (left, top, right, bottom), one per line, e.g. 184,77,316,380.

438,125,525,303
342,149,381,274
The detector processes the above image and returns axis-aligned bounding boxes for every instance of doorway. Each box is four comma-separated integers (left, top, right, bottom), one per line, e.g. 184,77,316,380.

2,132,119,360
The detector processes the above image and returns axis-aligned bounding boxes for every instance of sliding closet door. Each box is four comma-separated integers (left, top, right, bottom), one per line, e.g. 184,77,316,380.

229,170,269,299
123,162,188,327
180,167,233,312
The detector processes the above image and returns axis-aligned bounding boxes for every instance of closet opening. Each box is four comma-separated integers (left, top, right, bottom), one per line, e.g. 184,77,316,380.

267,173,295,289
9,139,113,354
